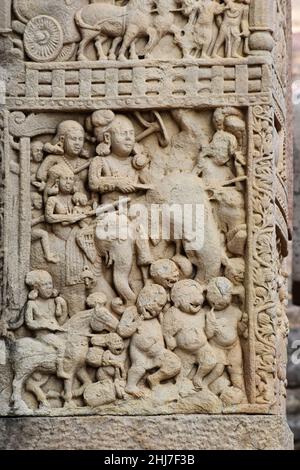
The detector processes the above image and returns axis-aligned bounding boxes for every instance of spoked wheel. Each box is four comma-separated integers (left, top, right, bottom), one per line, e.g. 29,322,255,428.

24,15,64,62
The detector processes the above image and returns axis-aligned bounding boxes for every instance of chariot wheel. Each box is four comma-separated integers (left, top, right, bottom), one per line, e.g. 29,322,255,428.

56,43,77,62
24,15,64,62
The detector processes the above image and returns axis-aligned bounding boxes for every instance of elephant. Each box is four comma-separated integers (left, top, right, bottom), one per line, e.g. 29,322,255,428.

146,173,223,283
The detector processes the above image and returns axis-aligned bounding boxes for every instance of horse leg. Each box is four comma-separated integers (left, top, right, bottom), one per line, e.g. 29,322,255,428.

72,367,92,398
63,375,74,408
26,376,50,409
95,35,108,60
118,27,138,61
144,27,159,58
109,36,123,60
129,39,138,60
11,374,31,412
77,30,97,61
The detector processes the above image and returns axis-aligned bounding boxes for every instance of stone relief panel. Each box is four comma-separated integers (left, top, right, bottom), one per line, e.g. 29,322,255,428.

0,0,291,417
2,107,250,414
10,0,252,63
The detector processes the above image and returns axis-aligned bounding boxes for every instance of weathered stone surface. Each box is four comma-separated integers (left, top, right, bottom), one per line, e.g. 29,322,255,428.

0,415,294,450
0,0,293,449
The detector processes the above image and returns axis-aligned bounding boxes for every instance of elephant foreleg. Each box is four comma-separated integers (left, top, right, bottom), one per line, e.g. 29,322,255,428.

113,262,136,305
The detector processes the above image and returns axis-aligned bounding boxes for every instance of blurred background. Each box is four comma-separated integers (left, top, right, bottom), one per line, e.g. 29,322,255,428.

287,0,300,451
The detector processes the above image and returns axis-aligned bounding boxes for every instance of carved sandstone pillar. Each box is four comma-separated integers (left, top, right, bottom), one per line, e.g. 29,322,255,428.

0,0,294,450
249,0,277,53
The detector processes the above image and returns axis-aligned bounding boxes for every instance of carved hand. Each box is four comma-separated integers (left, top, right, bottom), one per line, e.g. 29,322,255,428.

117,178,137,193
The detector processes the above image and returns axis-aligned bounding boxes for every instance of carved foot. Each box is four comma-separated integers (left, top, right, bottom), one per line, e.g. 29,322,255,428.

125,386,145,398
46,254,59,264
78,54,88,62
147,375,159,390
118,54,128,62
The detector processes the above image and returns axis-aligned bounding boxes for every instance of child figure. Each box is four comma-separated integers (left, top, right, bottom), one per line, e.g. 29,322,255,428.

72,192,93,228
24,270,69,379
163,279,216,393
149,259,180,314
31,192,59,264
117,284,181,398
31,141,44,187
205,277,246,395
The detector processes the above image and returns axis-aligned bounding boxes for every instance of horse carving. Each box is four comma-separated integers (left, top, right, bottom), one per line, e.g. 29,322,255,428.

76,0,158,61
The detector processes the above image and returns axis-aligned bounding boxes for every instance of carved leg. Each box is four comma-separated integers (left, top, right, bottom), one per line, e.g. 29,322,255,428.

203,364,225,387
112,242,136,305
148,351,181,389
11,375,31,412
126,365,147,398
144,27,159,58
26,376,49,408
227,342,246,393
129,39,138,60
95,36,108,60
193,344,217,389
173,349,195,396
77,31,97,61
32,230,59,263
212,32,225,58
231,36,242,58
72,367,92,398
118,28,138,61
63,375,75,407
109,36,122,60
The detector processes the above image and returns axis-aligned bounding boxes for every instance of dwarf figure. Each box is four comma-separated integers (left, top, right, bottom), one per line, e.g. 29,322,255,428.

163,279,216,394
84,331,127,406
205,277,246,398
117,284,181,397
24,270,69,379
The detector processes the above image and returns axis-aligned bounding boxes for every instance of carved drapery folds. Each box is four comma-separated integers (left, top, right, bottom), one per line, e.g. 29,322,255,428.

0,0,290,416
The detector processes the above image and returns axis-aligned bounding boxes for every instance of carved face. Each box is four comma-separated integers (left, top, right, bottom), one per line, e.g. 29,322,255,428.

225,259,245,285
150,259,180,289
206,277,233,310
31,193,43,210
38,277,54,299
31,142,44,163
59,175,74,194
142,297,166,319
110,117,135,158
171,280,204,314
137,284,167,319
64,129,84,157
108,334,124,355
